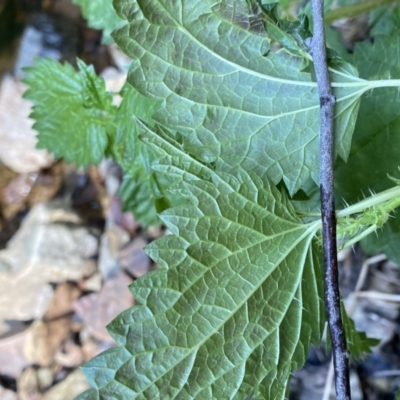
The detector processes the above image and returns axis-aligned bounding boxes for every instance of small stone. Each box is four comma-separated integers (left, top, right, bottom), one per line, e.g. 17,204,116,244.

74,271,133,342
0,329,30,378
0,202,97,322
0,386,17,400
118,237,151,278
81,258,98,278
54,340,84,368
45,283,81,318
24,318,70,367
108,44,132,71
109,196,140,235
36,368,53,391
17,367,40,400
98,224,129,279
41,369,90,400
78,272,103,292
23,283,80,367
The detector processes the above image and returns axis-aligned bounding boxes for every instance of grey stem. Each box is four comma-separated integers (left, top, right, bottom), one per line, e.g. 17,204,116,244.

310,1,351,399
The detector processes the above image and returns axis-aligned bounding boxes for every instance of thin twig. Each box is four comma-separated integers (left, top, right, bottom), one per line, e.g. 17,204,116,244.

310,1,351,399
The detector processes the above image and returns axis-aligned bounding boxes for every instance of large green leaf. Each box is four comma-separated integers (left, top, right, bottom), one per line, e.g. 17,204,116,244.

23,58,116,167
112,0,366,194
334,32,400,262
72,0,122,43
77,124,325,399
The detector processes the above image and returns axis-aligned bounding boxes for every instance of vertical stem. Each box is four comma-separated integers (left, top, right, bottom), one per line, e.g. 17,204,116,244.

310,1,351,399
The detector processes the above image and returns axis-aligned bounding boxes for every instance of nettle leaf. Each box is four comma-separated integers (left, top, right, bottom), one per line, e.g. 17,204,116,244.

78,125,325,399
112,0,365,194
24,59,174,225
23,58,115,167
334,32,400,262
72,0,122,43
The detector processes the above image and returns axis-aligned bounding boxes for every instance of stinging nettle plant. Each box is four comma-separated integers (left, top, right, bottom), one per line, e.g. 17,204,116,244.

23,0,400,398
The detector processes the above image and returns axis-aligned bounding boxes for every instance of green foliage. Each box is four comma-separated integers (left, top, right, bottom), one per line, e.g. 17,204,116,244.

72,0,122,44
22,0,400,398
324,301,379,361
23,58,115,167
335,31,400,262
79,124,326,399
112,0,367,194
23,58,174,225
340,302,379,360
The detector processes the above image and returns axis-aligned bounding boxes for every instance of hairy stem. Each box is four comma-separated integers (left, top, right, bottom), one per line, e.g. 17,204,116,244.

311,1,351,399
336,185,400,218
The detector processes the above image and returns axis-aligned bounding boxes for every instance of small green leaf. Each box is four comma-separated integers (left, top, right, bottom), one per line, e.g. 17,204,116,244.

78,124,325,399
23,58,115,168
72,0,122,44
341,302,379,361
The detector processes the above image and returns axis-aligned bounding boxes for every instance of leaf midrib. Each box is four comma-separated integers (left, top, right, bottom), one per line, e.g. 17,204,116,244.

131,124,324,397
170,242,318,399
128,2,368,90
128,220,318,397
